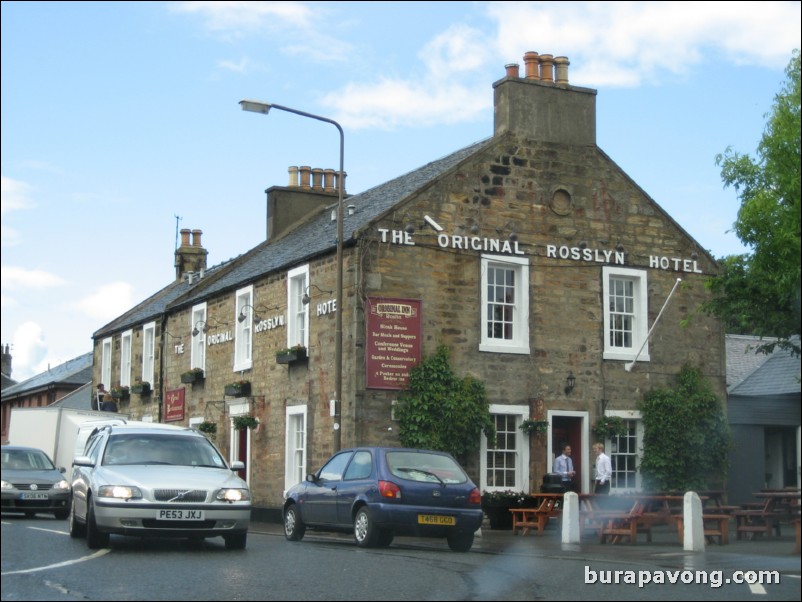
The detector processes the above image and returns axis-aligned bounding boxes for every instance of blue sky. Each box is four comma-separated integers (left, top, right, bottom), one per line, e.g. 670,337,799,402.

2,1,800,382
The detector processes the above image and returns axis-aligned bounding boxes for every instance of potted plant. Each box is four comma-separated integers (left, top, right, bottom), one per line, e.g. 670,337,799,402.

519,419,549,435
592,415,628,440
131,381,151,395
110,385,129,400
276,344,307,365
481,490,536,529
197,421,217,437
224,379,251,397
181,367,205,384
232,415,259,430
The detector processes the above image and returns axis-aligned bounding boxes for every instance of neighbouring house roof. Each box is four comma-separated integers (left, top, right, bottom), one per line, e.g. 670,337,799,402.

0,352,93,399
49,381,95,410
726,334,800,396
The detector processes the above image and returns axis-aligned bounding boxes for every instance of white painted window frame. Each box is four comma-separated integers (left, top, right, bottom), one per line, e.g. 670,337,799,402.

480,255,530,354
602,266,649,362
480,404,530,493
234,286,254,372
142,321,155,385
287,265,309,349
284,405,308,495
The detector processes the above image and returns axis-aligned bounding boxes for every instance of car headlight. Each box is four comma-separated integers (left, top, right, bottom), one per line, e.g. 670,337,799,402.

1,480,12,490
216,488,250,502
97,485,142,500
53,480,70,491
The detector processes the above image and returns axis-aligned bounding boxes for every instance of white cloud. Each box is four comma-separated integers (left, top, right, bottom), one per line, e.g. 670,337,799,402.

73,282,137,322
217,56,251,73
1,266,66,290
486,1,801,87
1,176,35,216
12,321,48,378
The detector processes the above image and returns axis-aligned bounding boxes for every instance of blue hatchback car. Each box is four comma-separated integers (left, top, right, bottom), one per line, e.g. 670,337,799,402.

283,447,483,552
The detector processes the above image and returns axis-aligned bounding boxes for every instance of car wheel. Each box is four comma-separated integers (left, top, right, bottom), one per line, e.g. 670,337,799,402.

224,532,247,550
446,530,474,553
85,496,110,549
69,502,85,538
284,504,306,541
54,508,69,520
354,506,380,548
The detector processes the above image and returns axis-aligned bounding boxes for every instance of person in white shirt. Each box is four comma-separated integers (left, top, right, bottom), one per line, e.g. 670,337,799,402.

593,442,612,494
553,444,576,491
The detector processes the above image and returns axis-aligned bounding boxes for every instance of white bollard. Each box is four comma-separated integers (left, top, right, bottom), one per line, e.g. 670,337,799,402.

562,491,581,544
683,491,705,552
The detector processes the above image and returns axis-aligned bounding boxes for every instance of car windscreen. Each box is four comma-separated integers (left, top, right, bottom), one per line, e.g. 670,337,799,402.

102,433,227,468
1,449,56,471
385,451,467,484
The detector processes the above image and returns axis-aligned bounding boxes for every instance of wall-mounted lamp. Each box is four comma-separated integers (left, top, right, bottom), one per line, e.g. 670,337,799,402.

497,221,518,242
192,319,226,337
616,243,625,253
302,284,333,306
163,331,182,342
564,372,576,395
237,304,271,323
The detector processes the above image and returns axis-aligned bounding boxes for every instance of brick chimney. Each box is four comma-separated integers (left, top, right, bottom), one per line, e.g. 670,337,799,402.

1,344,11,379
174,228,209,281
494,51,596,145
265,167,347,241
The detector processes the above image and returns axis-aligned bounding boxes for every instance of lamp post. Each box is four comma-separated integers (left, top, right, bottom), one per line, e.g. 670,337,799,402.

239,100,344,453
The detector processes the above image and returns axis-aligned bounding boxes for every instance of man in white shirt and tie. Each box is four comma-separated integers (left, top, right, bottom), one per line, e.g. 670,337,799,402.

554,444,576,492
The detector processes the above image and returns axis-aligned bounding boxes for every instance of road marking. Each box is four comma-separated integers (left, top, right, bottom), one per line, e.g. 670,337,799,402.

1,549,110,575
748,583,767,595
29,527,69,536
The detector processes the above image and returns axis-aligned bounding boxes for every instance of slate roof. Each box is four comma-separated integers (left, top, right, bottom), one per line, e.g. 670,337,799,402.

727,335,801,397
49,381,94,410
0,352,93,398
95,137,495,329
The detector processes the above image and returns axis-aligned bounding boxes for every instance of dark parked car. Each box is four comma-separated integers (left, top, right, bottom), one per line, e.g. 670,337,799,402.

283,447,483,552
1,446,71,519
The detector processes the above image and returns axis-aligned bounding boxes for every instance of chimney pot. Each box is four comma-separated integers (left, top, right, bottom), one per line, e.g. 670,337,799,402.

554,56,570,85
191,229,203,247
180,228,191,247
505,63,520,78
288,166,299,187
312,168,324,190
539,54,555,83
523,52,540,80
324,169,336,193
299,166,312,190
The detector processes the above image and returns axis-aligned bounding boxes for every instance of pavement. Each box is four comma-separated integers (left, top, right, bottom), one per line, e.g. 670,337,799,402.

249,517,802,575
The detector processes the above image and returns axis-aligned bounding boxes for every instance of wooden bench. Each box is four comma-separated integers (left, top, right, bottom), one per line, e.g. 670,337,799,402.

674,513,731,545
597,503,652,544
733,508,780,539
509,498,561,536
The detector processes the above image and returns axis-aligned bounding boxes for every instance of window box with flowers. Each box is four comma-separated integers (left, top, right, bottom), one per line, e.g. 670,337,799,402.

131,382,151,396
224,380,251,397
592,415,628,440
232,415,259,431
181,368,205,384
481,490,538,529
276,344,307,365
110,385,129,400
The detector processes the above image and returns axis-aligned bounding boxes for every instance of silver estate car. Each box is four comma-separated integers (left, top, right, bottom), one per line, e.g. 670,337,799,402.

70,424,251,549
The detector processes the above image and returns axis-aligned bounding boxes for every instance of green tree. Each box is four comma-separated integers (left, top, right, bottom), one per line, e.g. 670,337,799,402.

395,345,495,461
707,49,801,356
637,365,730,491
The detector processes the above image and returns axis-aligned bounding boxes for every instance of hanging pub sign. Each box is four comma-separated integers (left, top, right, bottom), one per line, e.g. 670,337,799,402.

366,297,422,390
164,388,185,422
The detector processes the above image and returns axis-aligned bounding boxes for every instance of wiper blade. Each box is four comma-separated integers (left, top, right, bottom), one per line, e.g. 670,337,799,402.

396,467,444,485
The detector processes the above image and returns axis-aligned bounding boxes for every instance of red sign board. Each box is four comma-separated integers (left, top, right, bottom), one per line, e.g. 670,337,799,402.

164,388,185,422
365,298,422,390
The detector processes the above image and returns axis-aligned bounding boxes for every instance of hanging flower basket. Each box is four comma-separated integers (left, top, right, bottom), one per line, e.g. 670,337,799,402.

131,382,151,395
276,345,307,365
197,421,217,436
232,415,259,430
592,416,628,439
181,368,205,383
519,419,549,435
110,385,129,400
225,380,251,397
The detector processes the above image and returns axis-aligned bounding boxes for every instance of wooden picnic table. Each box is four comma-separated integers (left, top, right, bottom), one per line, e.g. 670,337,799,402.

734,490,800,540
509,493,564,536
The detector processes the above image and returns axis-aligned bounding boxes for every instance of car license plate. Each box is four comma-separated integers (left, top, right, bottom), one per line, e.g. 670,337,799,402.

157,509,204,521
20,492,49,500
418,514,455,526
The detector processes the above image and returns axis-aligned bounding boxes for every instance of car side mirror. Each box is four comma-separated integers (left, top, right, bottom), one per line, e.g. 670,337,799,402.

73,456,93,467
306,473,319,484
58,466,67,474
230,461,245,471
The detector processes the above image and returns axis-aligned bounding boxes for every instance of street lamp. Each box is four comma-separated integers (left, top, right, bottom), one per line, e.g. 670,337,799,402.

239,99,344,453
